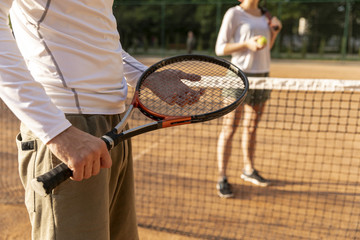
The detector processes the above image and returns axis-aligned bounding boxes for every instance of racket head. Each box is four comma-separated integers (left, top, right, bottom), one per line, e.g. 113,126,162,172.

135,54,249,123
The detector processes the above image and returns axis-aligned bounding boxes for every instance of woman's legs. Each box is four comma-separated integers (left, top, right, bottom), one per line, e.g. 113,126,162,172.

240,103,270,186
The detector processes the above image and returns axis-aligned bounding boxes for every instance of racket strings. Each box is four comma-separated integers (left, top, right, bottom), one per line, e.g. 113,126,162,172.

138,60,246,117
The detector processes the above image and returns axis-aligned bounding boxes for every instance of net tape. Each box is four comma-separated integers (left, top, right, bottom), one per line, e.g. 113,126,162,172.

248,77,360,91
192,76,360,91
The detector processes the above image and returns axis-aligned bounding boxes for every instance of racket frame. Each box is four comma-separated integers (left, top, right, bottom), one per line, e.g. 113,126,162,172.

31,54,249,196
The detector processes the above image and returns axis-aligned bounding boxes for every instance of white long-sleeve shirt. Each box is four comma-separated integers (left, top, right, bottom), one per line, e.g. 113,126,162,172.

0,0,147,143
215,5,271,74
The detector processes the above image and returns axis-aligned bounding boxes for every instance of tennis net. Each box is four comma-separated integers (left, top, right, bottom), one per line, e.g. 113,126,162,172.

131,77,360,240
1,77,360,239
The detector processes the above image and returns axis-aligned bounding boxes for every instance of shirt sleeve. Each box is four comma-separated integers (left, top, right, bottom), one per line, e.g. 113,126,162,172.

0,2,71,144
215,8,236,56
121,48,148,88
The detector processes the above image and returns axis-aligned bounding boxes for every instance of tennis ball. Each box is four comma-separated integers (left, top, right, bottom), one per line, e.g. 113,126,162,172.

257,36,267,47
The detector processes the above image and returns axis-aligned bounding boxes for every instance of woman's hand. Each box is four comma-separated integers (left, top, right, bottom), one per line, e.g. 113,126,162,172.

270,16,282,34
246,36,267,52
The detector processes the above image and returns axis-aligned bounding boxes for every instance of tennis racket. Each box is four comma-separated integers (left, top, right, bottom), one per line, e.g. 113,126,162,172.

260,6,280,31
31,54,249,196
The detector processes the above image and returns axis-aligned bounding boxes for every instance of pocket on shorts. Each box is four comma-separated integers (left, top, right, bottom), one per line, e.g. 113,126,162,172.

16,132,37,213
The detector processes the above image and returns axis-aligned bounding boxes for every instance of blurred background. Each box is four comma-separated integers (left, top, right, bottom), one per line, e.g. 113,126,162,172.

114,0,360,60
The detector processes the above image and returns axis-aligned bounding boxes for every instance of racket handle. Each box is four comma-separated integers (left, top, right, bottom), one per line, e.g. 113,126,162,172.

31,163,72,197
100,128,119,151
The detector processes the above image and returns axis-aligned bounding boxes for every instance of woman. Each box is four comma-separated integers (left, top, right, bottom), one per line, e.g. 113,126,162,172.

215,0,282,198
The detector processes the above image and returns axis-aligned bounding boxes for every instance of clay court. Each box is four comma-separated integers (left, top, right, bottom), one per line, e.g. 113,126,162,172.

1,58,360,240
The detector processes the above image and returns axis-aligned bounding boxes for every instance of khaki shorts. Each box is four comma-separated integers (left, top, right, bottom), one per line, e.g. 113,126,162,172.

16,114,139,240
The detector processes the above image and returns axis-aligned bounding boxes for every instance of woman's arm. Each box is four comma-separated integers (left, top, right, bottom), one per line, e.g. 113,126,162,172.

222,35,266,55
269,16,282,49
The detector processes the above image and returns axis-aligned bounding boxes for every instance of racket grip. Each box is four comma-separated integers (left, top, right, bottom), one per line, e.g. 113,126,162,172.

31,163,72,197
100,128,119,151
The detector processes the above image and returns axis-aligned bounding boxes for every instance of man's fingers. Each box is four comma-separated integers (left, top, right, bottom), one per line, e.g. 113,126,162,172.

174,88,206,106
187,89,205,105
177,71,201,82
175,92,191,107
100,147,112,169
70,164,84,181
69,142,111,181
92,158,101,176
162,92,177,105
146,69,205,107
83,161,94,179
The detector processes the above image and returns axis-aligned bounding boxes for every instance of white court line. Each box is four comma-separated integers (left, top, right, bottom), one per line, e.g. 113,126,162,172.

133,128,181,162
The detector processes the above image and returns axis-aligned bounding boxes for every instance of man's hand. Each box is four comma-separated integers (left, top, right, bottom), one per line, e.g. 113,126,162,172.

47,126,112,181
143,69,205,107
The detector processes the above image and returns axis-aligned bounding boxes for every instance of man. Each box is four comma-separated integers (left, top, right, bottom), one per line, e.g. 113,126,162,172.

0,1,202,239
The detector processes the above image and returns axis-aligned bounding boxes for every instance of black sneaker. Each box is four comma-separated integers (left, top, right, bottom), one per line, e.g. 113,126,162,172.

216,177,234,198
241,169,270,187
